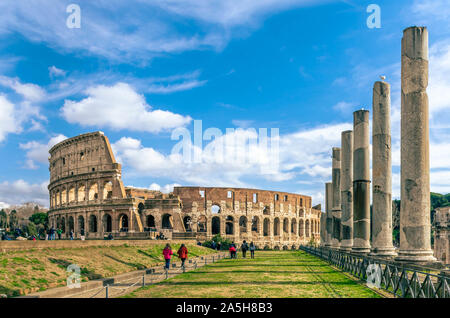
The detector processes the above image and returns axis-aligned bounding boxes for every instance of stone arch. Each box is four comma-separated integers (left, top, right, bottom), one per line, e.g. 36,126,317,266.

225,216,234,235
273,218,280,236
162,213,173,229
264,245,270,250
183,216,192,231
283,218,289,234
78,215,85,233
55,190,60,206
147,215,155,228
299,219,304,237
263,218,270,236
68,186,75,202
89,215,97,232
68,216,74,232
61,188,67,204
78,184,86,201
89,183,98,200
251,216,259,233
103,181,113,199
274,245,280,250
282,245,288,250
239,216,248,233
291,218,297,235
103,214,112,232
61,217,66,233
119,214,129,231
306,219,310,237
212,216,220,235
211,204,221,214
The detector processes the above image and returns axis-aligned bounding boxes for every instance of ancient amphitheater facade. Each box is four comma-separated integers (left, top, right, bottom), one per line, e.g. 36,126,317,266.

47,131,321,249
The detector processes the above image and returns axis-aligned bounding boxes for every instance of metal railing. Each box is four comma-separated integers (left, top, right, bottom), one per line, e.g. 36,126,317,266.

64,252,227,298
300,246,450,298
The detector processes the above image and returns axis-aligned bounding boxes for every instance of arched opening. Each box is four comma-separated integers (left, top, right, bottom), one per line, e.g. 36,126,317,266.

89,215,97,233
60,217,65,233
103,214,112,232
283,245,288,250
147,215,155,228
138,203,145,215
263,218,270,237
162,214,173,229
306,220,310,237
212,216,220,235
263,206,270,215
55,190,60,206
68,216,74,232
68,187,75,202
291,218,297,235
61,188,67,204
78,215,85,233
211,204,221,214
78,184,86,201
183,216,192,231
225,216,234,235
299,220,304,237
264,245,270,250
252,216,259,233
274,245,280,250
197,215,207,232
283,218,289,234
239,216,248,233
89,183,98,200
103,181,113,199
273,218,280,236
119,214,129,232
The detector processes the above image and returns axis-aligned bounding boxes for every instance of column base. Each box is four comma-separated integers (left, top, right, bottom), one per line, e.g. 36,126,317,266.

369,247,397,258
395,250,437,263
351,247,371,254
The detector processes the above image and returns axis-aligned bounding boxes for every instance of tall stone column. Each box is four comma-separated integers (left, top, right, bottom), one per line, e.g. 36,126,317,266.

325,182,333,247
396,26,436,262
371,81,397,257
341,131,353,251
320,212,326,246
352,110,371,254
331,147,341,249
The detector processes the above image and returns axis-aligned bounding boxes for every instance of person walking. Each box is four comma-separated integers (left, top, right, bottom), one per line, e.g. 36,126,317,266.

163,243,173,271
70,229,74,240
229,244,237,259
177,244,188,268
217,242,221,251
241,240,249,258
249,242,256,259
80,228,85,241
57,228,62,240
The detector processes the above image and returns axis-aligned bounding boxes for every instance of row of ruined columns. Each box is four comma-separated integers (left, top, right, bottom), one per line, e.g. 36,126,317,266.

322,26,436,263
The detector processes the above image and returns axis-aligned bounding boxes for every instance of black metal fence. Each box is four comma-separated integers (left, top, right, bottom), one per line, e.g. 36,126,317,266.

300,245,450,298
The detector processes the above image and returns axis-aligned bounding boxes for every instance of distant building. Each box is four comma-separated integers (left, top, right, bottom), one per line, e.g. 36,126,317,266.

433,207,450,265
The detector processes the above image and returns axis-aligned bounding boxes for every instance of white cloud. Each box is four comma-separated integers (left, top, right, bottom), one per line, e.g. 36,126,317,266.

148,183,181,193
0,180,49,207
19,134,67,169
332,101,358,113
0,95,19,142
61,82,192,133
0,75,46,102
412,0,450,21
0,0,333,61
0,202,10,209
48,65,66,78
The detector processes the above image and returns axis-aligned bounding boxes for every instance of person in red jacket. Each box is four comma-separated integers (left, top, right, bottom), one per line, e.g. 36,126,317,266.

177,244,188,268
229,244,237,259
163,243,173,270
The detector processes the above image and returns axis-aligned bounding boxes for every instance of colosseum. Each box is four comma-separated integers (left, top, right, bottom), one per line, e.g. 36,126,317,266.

47,131,322,249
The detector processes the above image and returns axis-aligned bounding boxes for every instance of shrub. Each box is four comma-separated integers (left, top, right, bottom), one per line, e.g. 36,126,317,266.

202,234,233,250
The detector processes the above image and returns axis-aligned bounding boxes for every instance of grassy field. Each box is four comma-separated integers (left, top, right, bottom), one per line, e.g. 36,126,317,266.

0,242,214,297
125,250,381,298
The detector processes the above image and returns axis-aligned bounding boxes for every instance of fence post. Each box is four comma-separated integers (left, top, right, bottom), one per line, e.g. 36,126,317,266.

105,285,109,298
165,268,168,280
142,274,145,287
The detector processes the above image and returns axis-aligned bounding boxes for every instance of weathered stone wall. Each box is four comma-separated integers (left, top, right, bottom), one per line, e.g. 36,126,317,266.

434,207,450,265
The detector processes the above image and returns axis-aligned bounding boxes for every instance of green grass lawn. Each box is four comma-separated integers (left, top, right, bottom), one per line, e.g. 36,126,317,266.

125,250,382,298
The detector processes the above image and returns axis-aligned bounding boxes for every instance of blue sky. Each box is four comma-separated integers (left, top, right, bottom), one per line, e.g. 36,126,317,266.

0,0,449,208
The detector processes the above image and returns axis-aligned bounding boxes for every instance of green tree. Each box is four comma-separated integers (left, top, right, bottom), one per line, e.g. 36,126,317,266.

0,209,7,228
22,222,37,237
29,212,48,227
9,210,18,229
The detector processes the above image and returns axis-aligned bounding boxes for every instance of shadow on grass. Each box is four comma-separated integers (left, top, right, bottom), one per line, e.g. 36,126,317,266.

183,270,337,275
156,280,359,286
48,258,103,280
208,264,329,268
137,249,161,262
104,254,147,270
